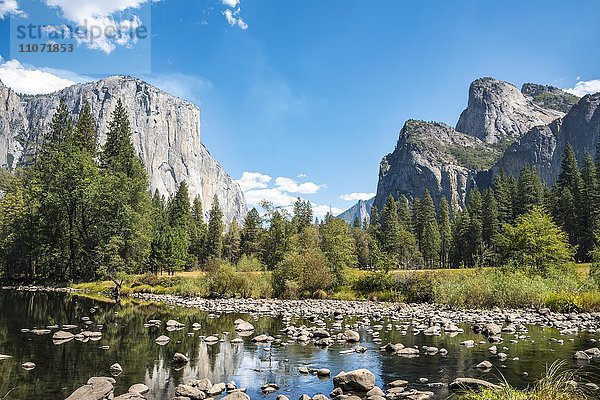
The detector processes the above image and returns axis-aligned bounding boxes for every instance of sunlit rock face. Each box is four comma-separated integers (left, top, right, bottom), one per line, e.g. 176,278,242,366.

0,76,246,222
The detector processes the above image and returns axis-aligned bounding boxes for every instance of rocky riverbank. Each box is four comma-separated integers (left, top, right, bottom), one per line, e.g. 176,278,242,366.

129,293,600,335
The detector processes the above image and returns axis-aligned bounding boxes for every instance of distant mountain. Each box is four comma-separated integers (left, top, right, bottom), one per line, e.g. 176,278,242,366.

374,77,591,211
337,197,374,226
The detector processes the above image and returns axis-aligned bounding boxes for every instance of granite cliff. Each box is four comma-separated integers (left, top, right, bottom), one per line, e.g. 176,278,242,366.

374,77,588,211
0,76,246,222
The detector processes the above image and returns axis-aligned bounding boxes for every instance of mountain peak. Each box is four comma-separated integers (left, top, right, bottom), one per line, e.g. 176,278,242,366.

521,83,580,113
456,77,563,144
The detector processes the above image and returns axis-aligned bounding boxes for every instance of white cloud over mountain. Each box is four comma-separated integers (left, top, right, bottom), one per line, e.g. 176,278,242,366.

564,79,600,97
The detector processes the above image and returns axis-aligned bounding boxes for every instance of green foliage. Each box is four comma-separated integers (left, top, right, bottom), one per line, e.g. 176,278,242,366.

206,195,224,260
272,246,334,298
497,206,574,274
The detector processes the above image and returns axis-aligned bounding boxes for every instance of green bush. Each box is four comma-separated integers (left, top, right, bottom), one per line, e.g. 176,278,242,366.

237,255,266,272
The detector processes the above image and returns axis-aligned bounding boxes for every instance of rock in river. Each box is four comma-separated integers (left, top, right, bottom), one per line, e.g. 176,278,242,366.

128,384,149,394
333,369,375,392
175,384,206,400
172,352,189,365
234,320,255,332
65,377,114,400
109,363,123,375
449,377,502,392
53,330,75,341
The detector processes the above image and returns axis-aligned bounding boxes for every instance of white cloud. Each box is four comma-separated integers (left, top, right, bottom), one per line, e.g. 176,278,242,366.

243,187,296,208
339,192,375,201
0,59,83,94
223,8,248,30
0,0,25,18
237,171,335,218
312,204,343,219
275,176,324,194
43,0,152,53
297,173,307,178
564,79,600,97
236,172,272,192
222,0,239,7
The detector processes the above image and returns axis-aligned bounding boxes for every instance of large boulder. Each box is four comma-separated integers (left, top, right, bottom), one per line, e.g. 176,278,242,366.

234,320,255,332
65,377,114,400
333,369,375,393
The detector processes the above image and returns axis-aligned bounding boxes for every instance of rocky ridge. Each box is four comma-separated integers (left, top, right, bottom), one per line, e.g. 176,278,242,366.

374,77,593,210
0,76,246,222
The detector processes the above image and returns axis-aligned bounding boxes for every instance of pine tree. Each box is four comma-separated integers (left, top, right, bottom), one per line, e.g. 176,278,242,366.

557,144,582,195
482,188,499,247
96,99,151,278
516,167,543,216
579,153,598,260
292,198,313,233
206,195,224,260
554,145,583,256
380,195,401,268
189,196,207,266
149,190,168,274
396,195,412,231
262,210,289,269
418,190,440,268
224,219,241,263
352,215,361,228
73,102,97,155
438,196,451,268
169,181,192,229
493,172,513,223
241,207,262,257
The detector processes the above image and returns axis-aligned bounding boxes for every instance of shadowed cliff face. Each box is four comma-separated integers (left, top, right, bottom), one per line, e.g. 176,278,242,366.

375,120,500,212
0,76,246,223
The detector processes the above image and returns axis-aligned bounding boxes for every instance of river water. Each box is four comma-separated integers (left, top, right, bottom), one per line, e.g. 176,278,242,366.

0,290,599,399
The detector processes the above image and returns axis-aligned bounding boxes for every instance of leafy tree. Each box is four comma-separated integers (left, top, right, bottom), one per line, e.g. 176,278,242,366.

320,217,356,285
497,206,574,275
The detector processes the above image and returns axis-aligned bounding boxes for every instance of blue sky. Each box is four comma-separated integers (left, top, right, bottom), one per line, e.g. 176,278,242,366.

1,0,599,216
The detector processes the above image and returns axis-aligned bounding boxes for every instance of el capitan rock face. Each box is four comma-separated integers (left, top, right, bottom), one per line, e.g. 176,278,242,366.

0,76,246,222
456,77,563,144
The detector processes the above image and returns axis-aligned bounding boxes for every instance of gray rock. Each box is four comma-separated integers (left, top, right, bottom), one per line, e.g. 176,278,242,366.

333,369,376,392
109,363,123,375
343,330,360,342
449,377,501,392
456,77,563,144
388,380,409,388
175,384,206,400
475,361,493,369
128,384,149,394
222,392,250,400
234,320,255,332
52,330,75,341
65,377,114,400
573,351,592,361
172,352,189,365
21,361,35,370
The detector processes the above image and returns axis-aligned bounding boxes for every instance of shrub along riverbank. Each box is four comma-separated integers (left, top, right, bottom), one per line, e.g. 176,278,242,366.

71,262,600,313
